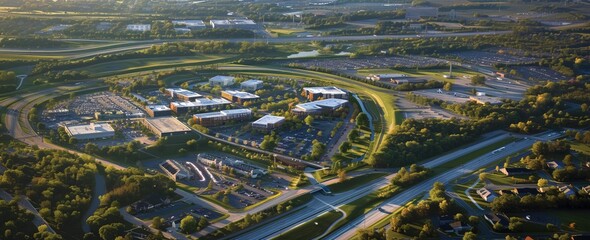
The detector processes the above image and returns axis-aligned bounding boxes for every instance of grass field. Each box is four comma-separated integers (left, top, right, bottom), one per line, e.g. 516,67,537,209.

486,172,535,185
547,209,590,231
77,55,233,77
328,173,388,193
453,178,489,209
570,141,590,155
274,210,343,240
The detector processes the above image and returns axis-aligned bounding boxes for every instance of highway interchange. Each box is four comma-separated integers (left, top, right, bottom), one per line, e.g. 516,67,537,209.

0,29,568,240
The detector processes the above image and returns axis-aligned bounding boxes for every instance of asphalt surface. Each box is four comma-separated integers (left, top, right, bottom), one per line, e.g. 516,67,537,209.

233,133,534,239
81,173,106,233
0,31,511,59
325,131,563,240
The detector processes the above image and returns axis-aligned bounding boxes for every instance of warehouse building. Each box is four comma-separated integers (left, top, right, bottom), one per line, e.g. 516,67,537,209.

240,79,264,91
64,123,115,140
197,153,267,178
141,117,192,137
221,90,260,104
292,98,348,116
193,109,252,127
209,75,235,86
164,88,203,102
210,19,259,30
171,20,206,30
126,24,151,31
145,105,172,118
252,115,285,130
302,86,347,101
169,98,231,114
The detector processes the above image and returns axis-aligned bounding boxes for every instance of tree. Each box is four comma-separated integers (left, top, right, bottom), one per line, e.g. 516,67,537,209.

508,217,523,232
339,141,351,153
443,82,452,91
180,215,198,234
563,154,573,166
356,113,369,128
454,213,464,222
338,169,347,182
471,75,486,85
207,180,214,190
463,231,477,240
537,178,548,188
99,223,125,240
151,217,163,230
479,173,488,181
468,216,479,225
532,141,548,156
348,129,359,142
304,115,314,127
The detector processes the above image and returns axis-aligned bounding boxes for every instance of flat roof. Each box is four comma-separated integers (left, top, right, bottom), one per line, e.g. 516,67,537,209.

252,115,285,125
210,75,235,82
303,86,347,95
296,98,349,111
171,98,231,107
147,105,171,111
66,123,115,135
210,19,256,25
194,109,252,119
241,79,263,86
372,74,407,78
145,117,191,133
469,96,503,104
171,20,205,26
222,90,260,99
166,88,202,98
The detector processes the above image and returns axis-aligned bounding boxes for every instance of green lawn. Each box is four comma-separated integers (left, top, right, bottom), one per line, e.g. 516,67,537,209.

273,210,343,240
548,209,590,231
432,137,516,174
485,172,535,185
453,178,490,209
328,173,388,193
77,55,233,77
570,141,590,155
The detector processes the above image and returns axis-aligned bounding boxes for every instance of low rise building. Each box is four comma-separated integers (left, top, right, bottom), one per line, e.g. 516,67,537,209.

476,188,497,202
366,74,408,81
126,24,151,32
210,19,258,30
221,90,260,104
159,159,192,181
500,167,533,176
302,86,347,101
292,98,348,116
145,105,172,118
141,117,192,137
394,78,427,84
171,20,206,30
170,98,231,114
64,123,115,140
558,185,576,197
252,115,285,130
240,79,264,91
193,109,252,127
582,185,590,194
197,153,267,178
209,75,235,86
164,88,203,102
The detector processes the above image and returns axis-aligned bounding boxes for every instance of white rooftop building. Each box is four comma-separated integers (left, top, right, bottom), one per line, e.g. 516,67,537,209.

292,98,348,115
209,75,235,86
240,79,264,91
252,115,285,130
65,123,115,140
302,86,348,100
221,90,260,103
210,19,258,30
193,109,252,126
170,98,231,114
126,24,151,32
165,88,202,101
171,20,206,30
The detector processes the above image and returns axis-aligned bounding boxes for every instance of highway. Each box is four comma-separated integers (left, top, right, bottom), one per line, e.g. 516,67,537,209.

0,31,511,59
232,131,518,239
325,131,564,240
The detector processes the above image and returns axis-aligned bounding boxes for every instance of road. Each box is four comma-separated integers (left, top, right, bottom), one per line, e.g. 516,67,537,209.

0,189,56,234
0,31,511,59
325,131,563,239
81,173,106,232
232,131,518,239
2,82,126,170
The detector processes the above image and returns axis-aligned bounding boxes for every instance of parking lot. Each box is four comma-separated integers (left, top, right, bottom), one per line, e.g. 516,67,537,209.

210,119,343,157
287,55,445,71
447,50,539,67
513,66,569,82
135,200,223,226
